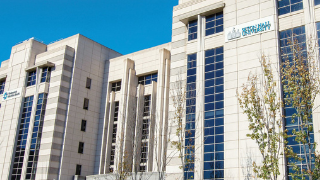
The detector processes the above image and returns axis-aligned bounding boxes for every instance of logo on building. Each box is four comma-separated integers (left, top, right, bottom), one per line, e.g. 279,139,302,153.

225,16,275,42
2,88,22,101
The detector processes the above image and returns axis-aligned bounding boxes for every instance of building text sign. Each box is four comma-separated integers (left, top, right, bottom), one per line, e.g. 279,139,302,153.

3,88,22,101
225,16,274,42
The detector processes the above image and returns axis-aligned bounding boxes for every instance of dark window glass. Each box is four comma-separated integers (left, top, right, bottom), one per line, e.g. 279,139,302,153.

86,77,91,89
0,79,5,94
78,142,84,154
188,20,198,41
27,71,37,86
111,81,121,92
25,93,48,180
138,73,157,85
278,0,303,15
109,101,119,168
11,96,34,180
40,67,51,83
205,12,223,36
316,0,320,5
83,98,89,110
81,120,87,132
76,164,82,175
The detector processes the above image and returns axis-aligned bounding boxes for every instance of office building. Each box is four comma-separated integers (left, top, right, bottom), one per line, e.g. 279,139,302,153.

1,0,320,179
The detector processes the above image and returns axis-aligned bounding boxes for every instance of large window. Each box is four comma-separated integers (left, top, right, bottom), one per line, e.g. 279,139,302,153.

188,20,198,41
0,79,5,94
11,96,34,180
27,71,36,86
278,0,303,15
138,73,157,85
203,47,224,179
140,95,151,172
280,26,315,178
25,93,47,180
40,67,51,83
205,12,223,36
111,81,121,92
109,101,119,172
185,53,197,180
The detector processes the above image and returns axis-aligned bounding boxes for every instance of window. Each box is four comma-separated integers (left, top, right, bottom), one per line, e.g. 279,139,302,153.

203,47,224,180
138,73,157,85
316,0,320,5
83,98,89,110
280,26,315,179
86,77,91,89
27,70,37,86
40,67,51,83
26,93,48,180
111,81,121,92
76,164,82,175
278,0,303,15
188,20,198,41
110,101,119,168
81,120,87,132
185,53,197,179
78,142,84,154
0,79,5,94
140,142,148,164
11,96,34,180
205,12,223,36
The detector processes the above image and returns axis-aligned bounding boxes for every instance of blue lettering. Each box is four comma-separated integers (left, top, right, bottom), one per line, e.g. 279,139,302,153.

242,28,247,36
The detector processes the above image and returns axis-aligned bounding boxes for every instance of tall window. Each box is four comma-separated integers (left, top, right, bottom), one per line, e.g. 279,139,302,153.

27,71,36,86
280,26,315,178
109,101,119,171
11,96,34,180
111,81,121,92
203,47,224,179
138,73,157,85
140,95,151,172
86,77,91,89
75,164,82,175
25,93,47,180
188,20,198,41
205,12,223,36
78,142,84,154
83,98,89,110
278,0,303,15
40,67,51,83
185,53,197,179
0,79,5,94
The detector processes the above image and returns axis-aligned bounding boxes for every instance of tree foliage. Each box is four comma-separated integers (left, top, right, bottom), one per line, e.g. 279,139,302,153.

238,55,282,180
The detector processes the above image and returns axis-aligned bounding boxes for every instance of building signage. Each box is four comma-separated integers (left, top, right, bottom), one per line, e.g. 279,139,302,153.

3,88,22,101
225,16,274,42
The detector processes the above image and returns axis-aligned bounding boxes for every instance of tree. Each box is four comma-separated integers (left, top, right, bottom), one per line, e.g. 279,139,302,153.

281,37,320,180
237,54,283,180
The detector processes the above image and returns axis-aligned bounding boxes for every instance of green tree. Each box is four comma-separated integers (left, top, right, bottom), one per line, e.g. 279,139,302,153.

238,55,283,180
281,38,320,180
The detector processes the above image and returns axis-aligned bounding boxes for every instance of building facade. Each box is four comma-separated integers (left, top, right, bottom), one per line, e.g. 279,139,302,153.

1,0,320,179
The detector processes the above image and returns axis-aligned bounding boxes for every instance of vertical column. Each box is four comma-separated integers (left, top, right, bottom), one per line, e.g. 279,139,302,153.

104,91,115,173
148,81,157,171
133,84,144,172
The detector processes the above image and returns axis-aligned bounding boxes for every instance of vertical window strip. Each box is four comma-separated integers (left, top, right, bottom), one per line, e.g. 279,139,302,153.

278,0,303,15
188,20,198,41
27,71,37,86
25,93,47,180
280,26,315,178
185,53,197,180
11,96,34,180
40,67,51,83
109,101,119,171
0,79,5,94
205,12,223,36
140,95,151,172
203,47,224,180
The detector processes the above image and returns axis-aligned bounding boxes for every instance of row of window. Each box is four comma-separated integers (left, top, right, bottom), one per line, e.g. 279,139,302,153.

110,73,158,92
188,12,223,41
278,0,320,15
27,67,51,87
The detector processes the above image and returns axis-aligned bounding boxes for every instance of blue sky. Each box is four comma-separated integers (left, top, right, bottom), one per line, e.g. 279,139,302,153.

0,0,179,62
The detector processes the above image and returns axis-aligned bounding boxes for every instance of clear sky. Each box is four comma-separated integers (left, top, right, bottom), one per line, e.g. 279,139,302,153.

0,0,179,62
